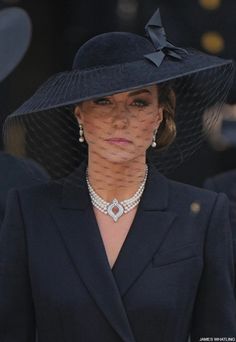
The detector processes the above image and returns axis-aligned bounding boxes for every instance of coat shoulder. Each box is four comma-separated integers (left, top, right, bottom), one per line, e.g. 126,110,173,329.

10,180,62,211
169,177,217,198
167,176,224,213
205,169,236,194
0,152,49,181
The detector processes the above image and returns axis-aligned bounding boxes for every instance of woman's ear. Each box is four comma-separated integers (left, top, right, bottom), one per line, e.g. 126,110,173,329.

156,106,163,128
74,104,84,125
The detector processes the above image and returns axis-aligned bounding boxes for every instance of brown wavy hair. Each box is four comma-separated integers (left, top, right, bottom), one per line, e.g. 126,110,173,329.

156,83,176,150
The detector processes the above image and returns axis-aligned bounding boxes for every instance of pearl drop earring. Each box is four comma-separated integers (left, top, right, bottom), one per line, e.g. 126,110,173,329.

151,128,158,148
79,124,84,143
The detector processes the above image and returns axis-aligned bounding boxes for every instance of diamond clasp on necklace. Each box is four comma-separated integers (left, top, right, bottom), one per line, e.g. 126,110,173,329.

107,199,124,222
86,165,148,222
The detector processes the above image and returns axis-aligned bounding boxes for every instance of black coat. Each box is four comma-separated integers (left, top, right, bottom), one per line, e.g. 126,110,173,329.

0,152,49,224
0,163,236,341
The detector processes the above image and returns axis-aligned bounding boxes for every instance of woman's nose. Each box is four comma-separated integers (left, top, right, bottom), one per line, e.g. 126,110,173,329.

111,104,129,128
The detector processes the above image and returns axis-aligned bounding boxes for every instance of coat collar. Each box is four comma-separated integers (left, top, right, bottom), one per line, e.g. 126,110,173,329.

52,162,176,342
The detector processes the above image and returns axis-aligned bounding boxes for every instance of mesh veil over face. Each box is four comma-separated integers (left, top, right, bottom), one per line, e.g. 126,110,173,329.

3,62,234,187
2,9,235,188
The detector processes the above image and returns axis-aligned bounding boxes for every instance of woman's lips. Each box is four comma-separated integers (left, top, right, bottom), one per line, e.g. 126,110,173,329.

105,138,133,145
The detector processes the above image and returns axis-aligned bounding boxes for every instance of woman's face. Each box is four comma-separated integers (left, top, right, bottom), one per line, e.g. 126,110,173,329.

74,85,163,163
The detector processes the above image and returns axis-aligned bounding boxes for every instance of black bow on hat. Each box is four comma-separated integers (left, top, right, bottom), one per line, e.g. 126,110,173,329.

144,9,187,67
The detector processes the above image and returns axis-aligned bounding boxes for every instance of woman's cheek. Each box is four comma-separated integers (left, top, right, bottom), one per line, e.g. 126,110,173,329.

84,122,100,138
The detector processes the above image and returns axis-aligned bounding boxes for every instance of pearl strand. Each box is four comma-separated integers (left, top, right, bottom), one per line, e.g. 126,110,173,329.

86,165,148,221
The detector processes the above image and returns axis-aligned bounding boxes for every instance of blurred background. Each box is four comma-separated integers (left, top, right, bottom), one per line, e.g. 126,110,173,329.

1,0,236,185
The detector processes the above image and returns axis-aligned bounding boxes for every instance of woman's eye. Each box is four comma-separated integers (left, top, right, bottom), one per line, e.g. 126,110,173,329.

132,99,149,107
94,98,111,105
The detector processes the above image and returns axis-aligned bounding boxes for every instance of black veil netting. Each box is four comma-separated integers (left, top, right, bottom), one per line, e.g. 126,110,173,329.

3,62,234,186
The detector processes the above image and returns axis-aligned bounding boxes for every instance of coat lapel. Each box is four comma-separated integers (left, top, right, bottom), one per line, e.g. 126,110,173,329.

112,165,176,296
51,164,136,342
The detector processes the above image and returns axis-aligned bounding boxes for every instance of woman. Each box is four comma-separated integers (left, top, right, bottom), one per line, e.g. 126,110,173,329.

0,9,236,342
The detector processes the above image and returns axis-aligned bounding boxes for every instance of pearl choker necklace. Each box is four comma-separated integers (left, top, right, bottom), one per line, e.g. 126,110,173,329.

86,165,148,222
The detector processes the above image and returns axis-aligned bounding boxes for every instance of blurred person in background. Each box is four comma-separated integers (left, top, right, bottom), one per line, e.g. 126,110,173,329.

0,8,236,341
156,0,236,185
204,96,236,282
0,7,49,225
155,1,236,279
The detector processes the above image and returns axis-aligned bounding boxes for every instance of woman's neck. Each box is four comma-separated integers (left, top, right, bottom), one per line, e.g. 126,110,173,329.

87,154,147,202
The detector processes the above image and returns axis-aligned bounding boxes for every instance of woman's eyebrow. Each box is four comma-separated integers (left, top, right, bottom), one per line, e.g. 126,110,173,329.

128,89,152,97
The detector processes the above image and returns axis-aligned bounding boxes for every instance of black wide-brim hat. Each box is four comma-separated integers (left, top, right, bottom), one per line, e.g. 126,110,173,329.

0,7,31,82
3,9,234,179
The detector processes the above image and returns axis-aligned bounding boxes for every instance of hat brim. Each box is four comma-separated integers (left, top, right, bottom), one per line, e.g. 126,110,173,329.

0,7,31,82
3,50,234,177
9,49,233,117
